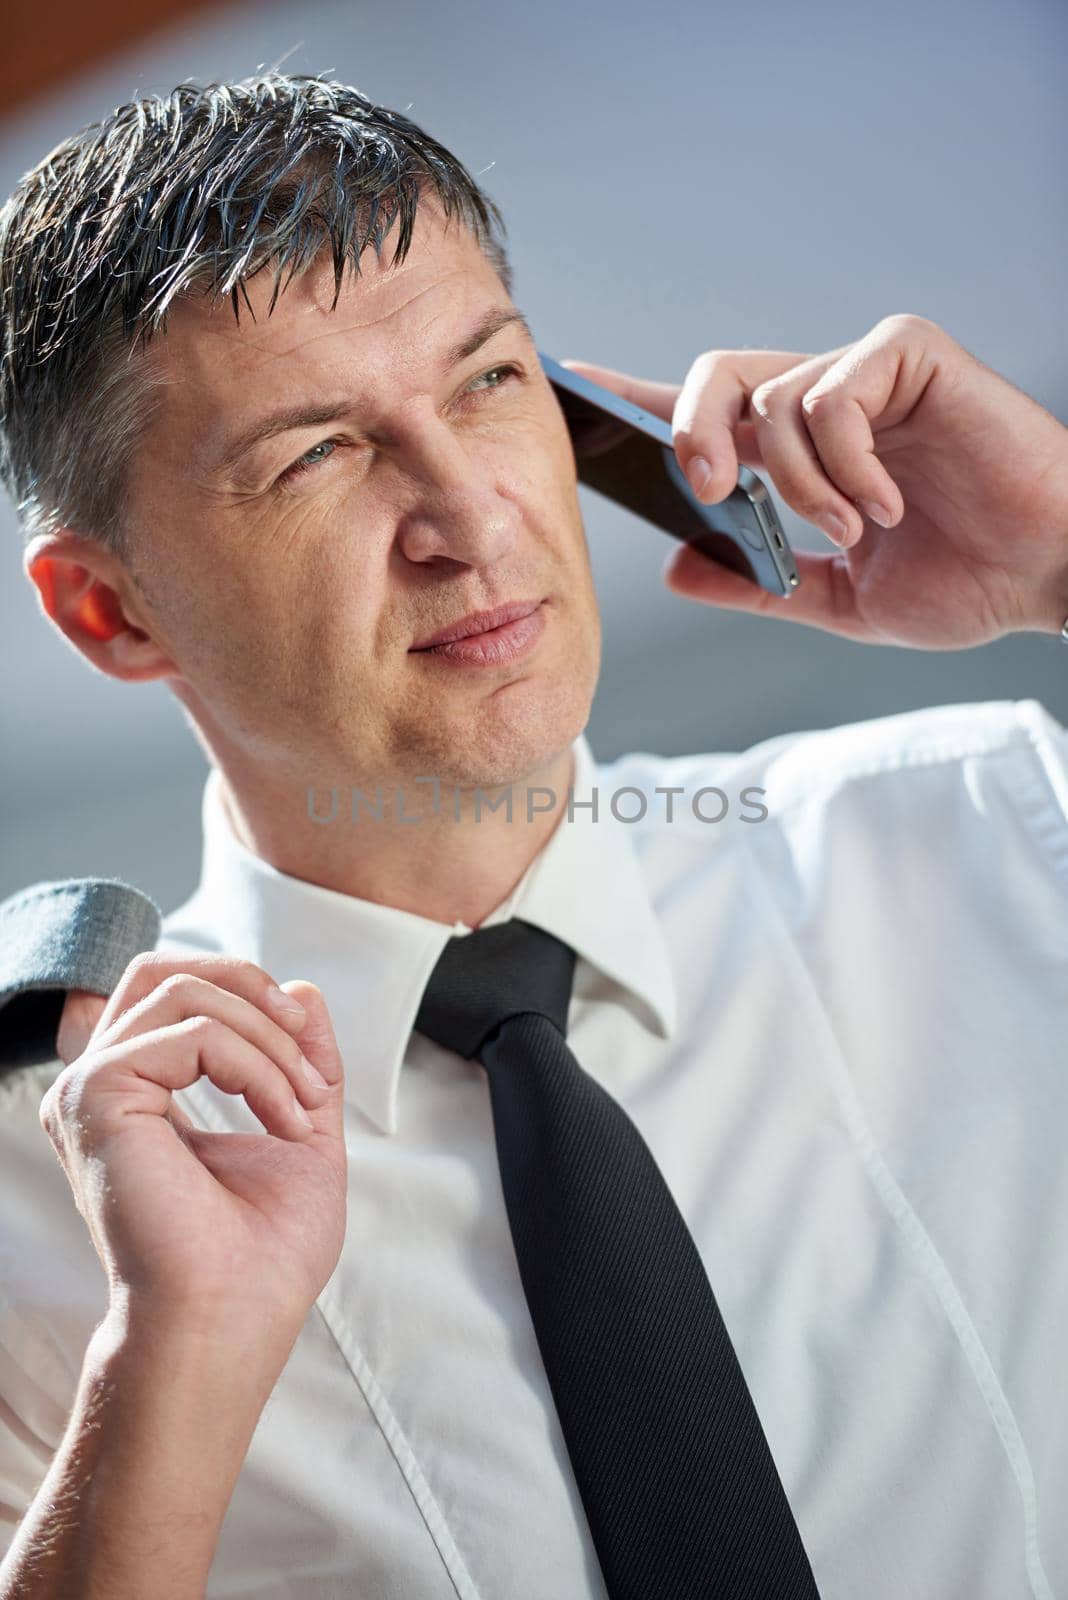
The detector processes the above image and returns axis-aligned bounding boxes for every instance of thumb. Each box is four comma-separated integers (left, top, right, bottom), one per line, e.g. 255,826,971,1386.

279,980,345,1139
663,542,872,643
56,989,108,1066
558,358,682,426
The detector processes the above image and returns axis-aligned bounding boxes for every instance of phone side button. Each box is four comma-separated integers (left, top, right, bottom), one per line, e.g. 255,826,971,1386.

739,506,768,552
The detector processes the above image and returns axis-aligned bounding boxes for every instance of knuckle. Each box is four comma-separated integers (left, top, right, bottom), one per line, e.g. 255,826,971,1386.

687,348,730,380
126,950,166,980
204,953,276,999
157,970,205,1005
119,951,169,999
749,379,786,421
800,387,838,419
155,971,186,1002
219,954,270,984
879,311,932,339
180,1012,220,1045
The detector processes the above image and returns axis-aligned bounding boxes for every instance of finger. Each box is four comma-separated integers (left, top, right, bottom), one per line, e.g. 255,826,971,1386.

662,542,874,642
82,1016,319,1143
277,981,342,1087
556,358,684,423
800,333,914,528
277,980,346,1142
747,376,873,548
96,953,307,1044
94,971,329,1111
558,356,769,484
56,989,108,1066
671,349,828,505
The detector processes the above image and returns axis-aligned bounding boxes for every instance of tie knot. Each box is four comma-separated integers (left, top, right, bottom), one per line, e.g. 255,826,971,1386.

413,917,577,1060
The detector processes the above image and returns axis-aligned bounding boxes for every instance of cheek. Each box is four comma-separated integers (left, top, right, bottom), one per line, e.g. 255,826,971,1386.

234,499,359,621
517,406,573,473
486,420,578,529
273,524,391,664
527,419,585,524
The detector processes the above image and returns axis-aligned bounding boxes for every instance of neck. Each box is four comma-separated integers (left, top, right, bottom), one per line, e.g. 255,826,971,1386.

212,742,578,929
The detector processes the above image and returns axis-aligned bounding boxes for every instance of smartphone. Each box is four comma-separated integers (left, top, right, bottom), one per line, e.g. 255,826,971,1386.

539,351,800,598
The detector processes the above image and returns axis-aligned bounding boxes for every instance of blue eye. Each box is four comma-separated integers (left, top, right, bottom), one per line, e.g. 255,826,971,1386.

278,441,335,483
470,363,520,392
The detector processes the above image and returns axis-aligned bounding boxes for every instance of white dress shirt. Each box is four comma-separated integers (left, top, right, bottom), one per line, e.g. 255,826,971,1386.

1,696,1066,1599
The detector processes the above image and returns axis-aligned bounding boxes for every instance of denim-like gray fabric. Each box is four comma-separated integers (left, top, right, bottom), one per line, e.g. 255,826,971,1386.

0,879,161,1072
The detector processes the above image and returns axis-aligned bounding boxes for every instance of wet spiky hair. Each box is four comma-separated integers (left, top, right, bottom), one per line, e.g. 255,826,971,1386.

0,71,512,557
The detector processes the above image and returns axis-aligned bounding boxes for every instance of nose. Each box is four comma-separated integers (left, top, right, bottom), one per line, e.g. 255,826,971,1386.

393,417,523,568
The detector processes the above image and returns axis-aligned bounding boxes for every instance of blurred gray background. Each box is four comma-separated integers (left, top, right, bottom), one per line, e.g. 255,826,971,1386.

2,0,1066,910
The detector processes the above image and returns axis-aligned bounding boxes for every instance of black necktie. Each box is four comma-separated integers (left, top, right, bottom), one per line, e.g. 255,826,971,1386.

413,917,821,1599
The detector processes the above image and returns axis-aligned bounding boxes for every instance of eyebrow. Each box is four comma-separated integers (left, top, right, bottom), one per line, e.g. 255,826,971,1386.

210,304,535,478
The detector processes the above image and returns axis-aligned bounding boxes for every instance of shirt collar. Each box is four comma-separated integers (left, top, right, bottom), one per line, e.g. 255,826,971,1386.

163,732,677,1136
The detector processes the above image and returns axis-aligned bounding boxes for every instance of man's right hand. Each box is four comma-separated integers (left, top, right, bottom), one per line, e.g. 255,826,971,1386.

41,955,347,1343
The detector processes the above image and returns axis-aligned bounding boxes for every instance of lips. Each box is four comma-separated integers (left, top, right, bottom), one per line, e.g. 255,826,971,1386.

410,599,543,651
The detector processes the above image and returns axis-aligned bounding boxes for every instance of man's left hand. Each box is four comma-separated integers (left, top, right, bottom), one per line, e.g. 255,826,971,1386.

562,314,1068,646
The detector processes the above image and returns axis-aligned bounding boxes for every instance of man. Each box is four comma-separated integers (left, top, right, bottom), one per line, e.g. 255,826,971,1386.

1,69,1067,1600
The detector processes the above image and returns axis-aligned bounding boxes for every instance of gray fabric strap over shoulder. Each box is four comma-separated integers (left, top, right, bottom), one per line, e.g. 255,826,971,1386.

0,878,162,1071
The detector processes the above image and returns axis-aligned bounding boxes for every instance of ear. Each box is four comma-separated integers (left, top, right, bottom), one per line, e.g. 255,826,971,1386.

24,530,177,683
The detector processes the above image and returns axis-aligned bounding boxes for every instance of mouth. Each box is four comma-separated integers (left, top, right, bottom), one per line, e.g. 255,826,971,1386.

410,598,545,652
404,598,546,665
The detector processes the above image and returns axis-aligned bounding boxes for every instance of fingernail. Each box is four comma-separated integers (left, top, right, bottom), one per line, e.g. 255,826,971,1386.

818,511,850,544
861,500,893,528
301,1054,328,1090
267,985,305,1020
293,1095,314,1129
687,455,713,499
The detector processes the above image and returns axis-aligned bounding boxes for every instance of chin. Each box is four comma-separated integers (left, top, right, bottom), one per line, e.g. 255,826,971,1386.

421,675,593,793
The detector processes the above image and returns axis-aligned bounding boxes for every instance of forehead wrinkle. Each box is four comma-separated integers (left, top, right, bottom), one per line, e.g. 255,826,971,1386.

196,269,468,369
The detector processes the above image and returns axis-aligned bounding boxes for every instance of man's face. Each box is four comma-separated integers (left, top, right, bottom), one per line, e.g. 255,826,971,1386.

122,197,601,792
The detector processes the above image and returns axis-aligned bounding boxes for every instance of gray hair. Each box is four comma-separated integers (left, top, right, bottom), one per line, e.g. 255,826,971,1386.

0,71,513,560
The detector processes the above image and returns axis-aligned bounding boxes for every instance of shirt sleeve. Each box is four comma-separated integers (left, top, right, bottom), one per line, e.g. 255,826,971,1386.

0,879,161,1072
1005,699,1068,890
